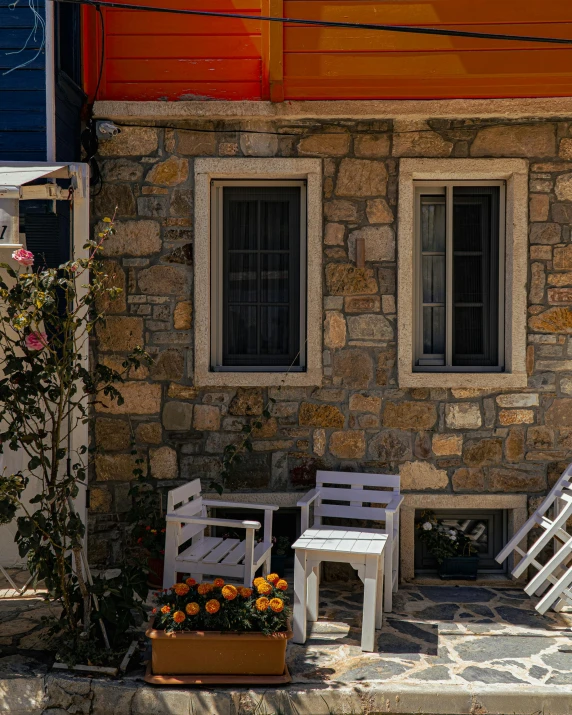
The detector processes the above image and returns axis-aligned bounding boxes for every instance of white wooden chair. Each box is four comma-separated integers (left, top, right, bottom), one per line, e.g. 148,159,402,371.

163,479,278,588
496,462,572,613
297,470,403,613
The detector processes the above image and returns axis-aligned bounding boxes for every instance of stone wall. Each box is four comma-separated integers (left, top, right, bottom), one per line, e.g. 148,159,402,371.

89,116,572,564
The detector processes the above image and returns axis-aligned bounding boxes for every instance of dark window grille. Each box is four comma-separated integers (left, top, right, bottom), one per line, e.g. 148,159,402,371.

221,186,301,368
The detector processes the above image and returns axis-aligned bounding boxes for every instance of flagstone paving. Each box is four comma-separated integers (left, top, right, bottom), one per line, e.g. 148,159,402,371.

286,584,572,686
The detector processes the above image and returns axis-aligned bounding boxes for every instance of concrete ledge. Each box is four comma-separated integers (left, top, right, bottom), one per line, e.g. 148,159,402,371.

0,678,45,714
93,97,572,122
43,674,572,715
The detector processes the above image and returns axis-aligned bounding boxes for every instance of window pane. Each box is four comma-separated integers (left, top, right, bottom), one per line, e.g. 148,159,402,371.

228,200,257,250
260,306,289,356
422,255,445,304
227,306,257,355
423,306,445,355
261,253,289,303
454,256,482,304
453,201,483,252
228,253,257,303
454,307,484,356
421,200,445,252
261,201,290,250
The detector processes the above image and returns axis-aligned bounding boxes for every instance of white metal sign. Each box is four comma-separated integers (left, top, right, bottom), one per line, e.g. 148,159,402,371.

0,194,19,246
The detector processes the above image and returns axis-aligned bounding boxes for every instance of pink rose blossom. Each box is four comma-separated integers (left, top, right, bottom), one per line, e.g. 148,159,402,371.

12,249,34,267
25,332,48,351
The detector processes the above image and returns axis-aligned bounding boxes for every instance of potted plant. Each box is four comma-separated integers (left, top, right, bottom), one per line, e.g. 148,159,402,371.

270,535,290,575
146,573,292,684
416,510,479,580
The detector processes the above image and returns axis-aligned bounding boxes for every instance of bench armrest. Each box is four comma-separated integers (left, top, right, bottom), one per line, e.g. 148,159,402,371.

385,494,404,513
202,500,279,512
165,513,261,530
297,488,320,507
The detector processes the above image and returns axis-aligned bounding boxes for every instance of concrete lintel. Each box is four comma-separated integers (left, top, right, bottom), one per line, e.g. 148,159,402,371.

93,97,572,123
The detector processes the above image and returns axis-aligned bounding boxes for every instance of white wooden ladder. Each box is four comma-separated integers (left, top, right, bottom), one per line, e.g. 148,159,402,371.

496,462,572,613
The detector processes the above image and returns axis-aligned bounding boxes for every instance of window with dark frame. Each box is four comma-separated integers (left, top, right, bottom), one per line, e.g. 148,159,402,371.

211,183,305,371
415,182,505,372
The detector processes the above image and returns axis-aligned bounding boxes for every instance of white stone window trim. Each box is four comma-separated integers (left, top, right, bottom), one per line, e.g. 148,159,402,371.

397,158,528,389
194,158,323,387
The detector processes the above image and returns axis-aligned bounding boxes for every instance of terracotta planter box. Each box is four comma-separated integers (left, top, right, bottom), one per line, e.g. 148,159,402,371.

146,622,292,677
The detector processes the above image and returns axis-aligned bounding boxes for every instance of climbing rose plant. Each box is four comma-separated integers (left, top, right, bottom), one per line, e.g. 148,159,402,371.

0,217,151,659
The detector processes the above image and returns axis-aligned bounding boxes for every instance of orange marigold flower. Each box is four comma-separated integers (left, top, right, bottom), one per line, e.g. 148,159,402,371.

253,577,266,587
255,597,270,611
256,581,272,595
269,598,284,613
173,610,186,624
266,573,280,584
213,578,225,587
174,583,190,596
240,587,253,598
276,579,288,591
197,583,212,595
205,599,220,614
186,602,200,616
222,584,238,601
160,605,171,614
186,577,197,587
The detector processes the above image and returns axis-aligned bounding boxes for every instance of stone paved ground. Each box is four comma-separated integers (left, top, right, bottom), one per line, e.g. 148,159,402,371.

287,583,572,687
2,570,572,715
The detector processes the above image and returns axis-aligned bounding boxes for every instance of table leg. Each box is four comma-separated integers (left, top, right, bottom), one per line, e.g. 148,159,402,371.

293,548,308,644
307,560,320,623
361,554,378,652
375,555,384,630
384,542,393,613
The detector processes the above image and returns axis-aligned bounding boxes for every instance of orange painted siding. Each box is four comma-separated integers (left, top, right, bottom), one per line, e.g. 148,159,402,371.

83,0,572,102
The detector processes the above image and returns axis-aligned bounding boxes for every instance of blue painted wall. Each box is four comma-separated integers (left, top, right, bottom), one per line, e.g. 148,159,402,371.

0,0,48,161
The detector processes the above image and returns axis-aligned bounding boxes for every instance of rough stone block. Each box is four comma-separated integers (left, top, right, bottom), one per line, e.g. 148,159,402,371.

329,430,366,459
162,401,193,431
99,220,161,257
298,133,350,156
136,422,162,444
229,388,263,415
150,446,178,479
488,466,545,492
498,409,535,425
432,433,463,456
368,429,411,461
452,468,485,492
470,124,556,157
383,401,437,430
496,393,539,408
97,382,162,415
193,404,221,431
529,194,550,222
366,198,393,224
176,129,216,155
138,265,190,295
324,223,345,245
326,264,378,295
335,159,388,197
299,403,344,428
400,461,448,490
150,349,184,381
348,225,395,262
345,296,381,313
464,438,503,467
445,403,482,429
333,349,373,388
392,121,453,157
98,126,159,156
95,418,131,451
349,393,381,413
355,134,390,157
324,311,347,349
347,313,393,341
529,223,561,245
96,453,145,482
145,156,188,186
555,173,572,201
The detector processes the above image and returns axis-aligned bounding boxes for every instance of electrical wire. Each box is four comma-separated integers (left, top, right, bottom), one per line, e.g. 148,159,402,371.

48,0,572,47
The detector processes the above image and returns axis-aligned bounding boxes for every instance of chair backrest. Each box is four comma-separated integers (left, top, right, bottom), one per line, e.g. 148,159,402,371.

313,470,400,527
167,479,205,544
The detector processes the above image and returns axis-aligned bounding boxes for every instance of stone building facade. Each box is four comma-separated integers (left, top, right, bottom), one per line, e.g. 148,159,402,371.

88,103,572,568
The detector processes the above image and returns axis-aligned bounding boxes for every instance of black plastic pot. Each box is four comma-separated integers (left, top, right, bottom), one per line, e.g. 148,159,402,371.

438,556,479,580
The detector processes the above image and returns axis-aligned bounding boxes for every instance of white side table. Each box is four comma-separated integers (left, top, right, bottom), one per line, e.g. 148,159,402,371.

292,528,387,652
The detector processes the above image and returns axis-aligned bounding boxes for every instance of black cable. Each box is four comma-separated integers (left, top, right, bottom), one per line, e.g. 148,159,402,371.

50,0,572,46
93,4,105,102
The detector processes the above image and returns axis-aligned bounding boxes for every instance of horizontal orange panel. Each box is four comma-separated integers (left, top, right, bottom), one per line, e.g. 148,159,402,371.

107,35,261,58
105,58,261,82
283,1,572,25
104,81,262,100
106,11,260,35
284,76,572,100
284,24,572,53
284,49,572,79
107,0,260,9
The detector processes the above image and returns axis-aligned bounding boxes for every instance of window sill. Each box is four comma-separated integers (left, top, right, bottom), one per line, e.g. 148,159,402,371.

194,367,323,388
398,370,528,389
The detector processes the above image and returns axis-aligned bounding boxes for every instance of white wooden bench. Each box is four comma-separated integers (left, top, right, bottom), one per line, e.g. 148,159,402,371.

297,470,403,613
162,479,278,588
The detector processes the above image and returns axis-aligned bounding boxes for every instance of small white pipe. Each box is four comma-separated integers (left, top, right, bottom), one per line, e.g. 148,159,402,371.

45,1,56,162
